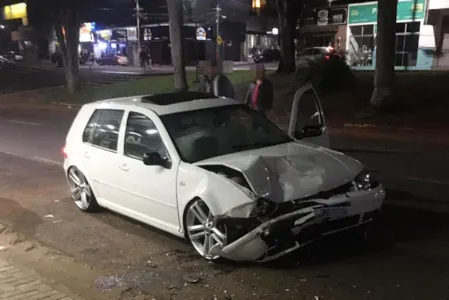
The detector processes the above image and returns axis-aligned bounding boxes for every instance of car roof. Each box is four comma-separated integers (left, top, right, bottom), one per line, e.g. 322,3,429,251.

85,91,243,116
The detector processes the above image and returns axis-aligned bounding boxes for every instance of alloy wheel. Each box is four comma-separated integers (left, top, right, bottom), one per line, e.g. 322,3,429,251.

67,167,96,211
185,199,227,260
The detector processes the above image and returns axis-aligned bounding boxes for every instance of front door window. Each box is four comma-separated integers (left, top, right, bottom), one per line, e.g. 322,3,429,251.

124,112,167,160
293,90,322,135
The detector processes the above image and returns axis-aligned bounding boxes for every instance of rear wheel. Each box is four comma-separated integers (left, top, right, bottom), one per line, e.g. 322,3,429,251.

185,199,227,261
67,167,99,212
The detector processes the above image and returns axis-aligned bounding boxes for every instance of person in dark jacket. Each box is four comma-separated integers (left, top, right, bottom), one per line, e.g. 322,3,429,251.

245,66,274,117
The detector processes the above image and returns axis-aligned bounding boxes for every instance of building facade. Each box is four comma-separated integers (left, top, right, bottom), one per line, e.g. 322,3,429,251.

297,5,348,52
347,0,432,70
425,0,449,68
0,1,35,58
298,0,449,70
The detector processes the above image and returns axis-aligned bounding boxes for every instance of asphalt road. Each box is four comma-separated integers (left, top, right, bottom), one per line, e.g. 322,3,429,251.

0,107,448,299
0,62,277,94
0,63,165,94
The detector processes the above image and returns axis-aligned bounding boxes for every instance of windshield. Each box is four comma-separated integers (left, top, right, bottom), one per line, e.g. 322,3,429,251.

160,105,293,163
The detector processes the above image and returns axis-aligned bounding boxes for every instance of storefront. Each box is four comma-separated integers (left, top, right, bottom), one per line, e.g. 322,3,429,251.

298,5,348,52
244,15,279,61
141,22,243,65
0,2,33,56
425,0,449,68
347,0,432,70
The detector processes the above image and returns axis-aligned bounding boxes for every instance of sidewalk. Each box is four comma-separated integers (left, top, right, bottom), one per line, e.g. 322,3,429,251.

0,258,79,300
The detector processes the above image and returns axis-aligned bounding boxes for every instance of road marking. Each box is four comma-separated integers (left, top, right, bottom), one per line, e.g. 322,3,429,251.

401,176,449,186
100,71,142,75
32,156,63,166
8,120,40,126
0,151,62,166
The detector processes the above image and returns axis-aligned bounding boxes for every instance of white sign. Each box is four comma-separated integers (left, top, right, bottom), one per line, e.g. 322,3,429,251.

79,22,95,42
127,28,137,41
196,27,206,40
428,0,449,9
317,9,329,26
144,28,152,41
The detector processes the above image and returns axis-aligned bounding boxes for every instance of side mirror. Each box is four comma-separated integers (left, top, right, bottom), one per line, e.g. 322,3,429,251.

295,126,322,139
143,152,171,169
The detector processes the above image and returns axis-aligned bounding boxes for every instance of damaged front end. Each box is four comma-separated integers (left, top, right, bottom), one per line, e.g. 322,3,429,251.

199,164,384,262
212,196,382,262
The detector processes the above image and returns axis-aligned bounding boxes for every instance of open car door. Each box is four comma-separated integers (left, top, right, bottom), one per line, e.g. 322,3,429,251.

288,84,330,148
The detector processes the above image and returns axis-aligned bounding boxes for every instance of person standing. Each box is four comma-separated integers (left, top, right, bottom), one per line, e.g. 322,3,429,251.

139,48,148,71
245,66,274,117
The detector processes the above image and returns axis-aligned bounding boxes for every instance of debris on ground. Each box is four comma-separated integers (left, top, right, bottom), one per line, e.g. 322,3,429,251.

182,275,200,284
44,214,55,219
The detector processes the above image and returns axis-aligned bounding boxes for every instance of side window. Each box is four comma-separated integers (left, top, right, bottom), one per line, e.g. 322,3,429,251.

91,109,124,151
124,112,167,160
82,109,102,143
295,90,322,132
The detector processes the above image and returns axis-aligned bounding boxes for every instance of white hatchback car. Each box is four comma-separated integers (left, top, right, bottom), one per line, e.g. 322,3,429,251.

63,86,385,262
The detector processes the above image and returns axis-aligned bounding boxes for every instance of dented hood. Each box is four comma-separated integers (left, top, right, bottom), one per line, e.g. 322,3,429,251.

197,142,363,203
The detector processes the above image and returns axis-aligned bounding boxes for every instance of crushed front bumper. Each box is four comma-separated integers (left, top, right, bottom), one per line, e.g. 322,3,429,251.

210,185,385,262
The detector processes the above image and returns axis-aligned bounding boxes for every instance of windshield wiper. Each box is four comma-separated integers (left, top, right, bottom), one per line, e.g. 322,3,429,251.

231,141,286,150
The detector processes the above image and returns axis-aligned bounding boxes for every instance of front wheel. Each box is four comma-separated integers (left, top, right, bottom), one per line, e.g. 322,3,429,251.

185,199,227,261
67,167,99,212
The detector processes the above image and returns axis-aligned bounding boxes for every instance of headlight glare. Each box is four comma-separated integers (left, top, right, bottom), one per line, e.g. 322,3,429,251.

353,170,378,191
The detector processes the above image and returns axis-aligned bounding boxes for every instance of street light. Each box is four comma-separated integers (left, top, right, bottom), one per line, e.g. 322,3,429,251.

252,0,266,14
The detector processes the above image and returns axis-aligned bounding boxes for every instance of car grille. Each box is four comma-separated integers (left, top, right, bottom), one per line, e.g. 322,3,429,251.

296,215,360,244
274,182,353,217
301,182,353,201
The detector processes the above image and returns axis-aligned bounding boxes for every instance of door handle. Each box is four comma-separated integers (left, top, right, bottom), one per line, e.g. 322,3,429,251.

84,151,90,159
119,163,129,172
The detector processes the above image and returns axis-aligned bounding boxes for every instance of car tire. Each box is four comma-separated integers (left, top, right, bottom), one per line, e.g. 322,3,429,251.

184,198,229,263
67,167,100,212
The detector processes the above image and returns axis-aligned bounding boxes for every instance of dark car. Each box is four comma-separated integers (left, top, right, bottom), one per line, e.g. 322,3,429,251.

96,54,128,66
250,48,280,63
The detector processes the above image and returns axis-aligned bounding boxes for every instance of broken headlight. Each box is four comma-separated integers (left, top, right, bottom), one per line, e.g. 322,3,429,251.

249,197,278,219
352,170,379,191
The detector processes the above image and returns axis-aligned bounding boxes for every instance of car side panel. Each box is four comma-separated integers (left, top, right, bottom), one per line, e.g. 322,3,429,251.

63,105,101,200
176,162,256,235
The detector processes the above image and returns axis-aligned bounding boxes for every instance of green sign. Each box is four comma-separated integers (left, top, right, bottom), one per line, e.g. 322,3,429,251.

348,0,425,24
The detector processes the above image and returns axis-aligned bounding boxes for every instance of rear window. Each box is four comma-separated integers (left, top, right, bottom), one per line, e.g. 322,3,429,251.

82,109,124,152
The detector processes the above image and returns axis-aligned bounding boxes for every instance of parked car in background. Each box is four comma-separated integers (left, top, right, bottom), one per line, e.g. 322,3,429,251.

96,53,128,66
296,46,343,68
0,55,8,64
250,48,280,63
63,88,385,263
1,51,23,62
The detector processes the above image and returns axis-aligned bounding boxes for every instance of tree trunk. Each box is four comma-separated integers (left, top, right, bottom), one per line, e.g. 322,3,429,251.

276,0,301,73
167,0,188,91
55,7,80,94
370,0,397,110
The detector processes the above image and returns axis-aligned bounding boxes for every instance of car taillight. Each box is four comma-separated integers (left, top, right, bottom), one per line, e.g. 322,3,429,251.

62,146,68,159
324,55,330,60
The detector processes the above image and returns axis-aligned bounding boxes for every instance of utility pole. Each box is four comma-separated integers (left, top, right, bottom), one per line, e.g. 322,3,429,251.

215,2,223,68
215,3,222,61
134,0,141,52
